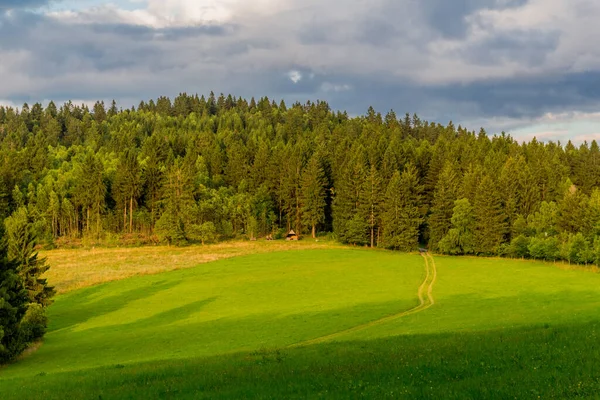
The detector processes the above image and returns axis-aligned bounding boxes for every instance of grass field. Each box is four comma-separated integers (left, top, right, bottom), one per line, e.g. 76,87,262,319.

1,244,599,399
40,240,345,293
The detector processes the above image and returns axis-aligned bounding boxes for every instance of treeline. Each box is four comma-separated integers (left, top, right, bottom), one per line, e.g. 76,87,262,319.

1,93,600,265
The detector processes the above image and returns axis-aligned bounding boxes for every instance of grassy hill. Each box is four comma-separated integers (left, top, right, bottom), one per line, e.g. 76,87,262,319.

0,245,599,399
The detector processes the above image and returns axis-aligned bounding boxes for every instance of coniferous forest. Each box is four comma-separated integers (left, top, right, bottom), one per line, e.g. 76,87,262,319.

1,92,600,266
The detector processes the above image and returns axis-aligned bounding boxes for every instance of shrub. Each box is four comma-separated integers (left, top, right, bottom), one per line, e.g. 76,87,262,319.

509,235,530,258
19,304,48,343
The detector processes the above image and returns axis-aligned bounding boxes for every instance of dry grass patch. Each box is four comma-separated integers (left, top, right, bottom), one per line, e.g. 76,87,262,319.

42,240,343,294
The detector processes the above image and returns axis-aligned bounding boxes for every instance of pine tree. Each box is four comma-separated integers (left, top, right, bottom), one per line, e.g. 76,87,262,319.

300,155,326,238
381,164,424,251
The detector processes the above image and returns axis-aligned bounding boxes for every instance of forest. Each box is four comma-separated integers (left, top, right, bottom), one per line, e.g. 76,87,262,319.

1,92,600,265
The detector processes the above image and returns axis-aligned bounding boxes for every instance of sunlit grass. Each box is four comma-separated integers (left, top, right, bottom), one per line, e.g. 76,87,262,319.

2,249,423,379
41,239,345,293
2,247,599,399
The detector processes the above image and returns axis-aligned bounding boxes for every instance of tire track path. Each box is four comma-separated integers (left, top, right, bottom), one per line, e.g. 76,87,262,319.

289,253,437,348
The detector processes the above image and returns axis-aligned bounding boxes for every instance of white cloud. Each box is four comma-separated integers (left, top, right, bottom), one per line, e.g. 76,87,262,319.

287,70,302,84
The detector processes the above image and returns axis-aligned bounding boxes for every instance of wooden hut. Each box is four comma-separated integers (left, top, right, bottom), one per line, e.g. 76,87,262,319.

286,230,299,241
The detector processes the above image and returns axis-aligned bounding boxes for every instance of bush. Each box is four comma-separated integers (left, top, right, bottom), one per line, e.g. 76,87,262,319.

509,235,530,258
19,304,48,343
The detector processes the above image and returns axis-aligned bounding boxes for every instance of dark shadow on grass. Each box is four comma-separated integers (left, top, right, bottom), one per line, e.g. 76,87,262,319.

91,297,219,332
49,279,184,332
1,321,599,399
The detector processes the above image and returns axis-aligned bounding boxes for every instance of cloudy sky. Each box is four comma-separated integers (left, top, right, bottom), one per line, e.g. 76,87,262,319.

1,0,600,143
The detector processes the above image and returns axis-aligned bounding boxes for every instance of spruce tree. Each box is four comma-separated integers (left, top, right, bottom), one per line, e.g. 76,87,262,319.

4,207,55,307
300,155,326,238
0,226,29,362
360,165,382,248
557,183,588,235
429,162,459,251
332,148,368,245
473,175,507,255
438,198,475,255
156,158,196,245
114,150,142,233
74,153,105,237
381,164,424,251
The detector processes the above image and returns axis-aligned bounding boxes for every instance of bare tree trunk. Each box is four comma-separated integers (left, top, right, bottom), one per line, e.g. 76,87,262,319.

312,224,316,239
151,194,156,233
129,196,134,233
123,206,127,233
97,204,101,239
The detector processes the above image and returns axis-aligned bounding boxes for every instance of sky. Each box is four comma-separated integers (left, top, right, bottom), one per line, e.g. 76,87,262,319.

1,0,600,143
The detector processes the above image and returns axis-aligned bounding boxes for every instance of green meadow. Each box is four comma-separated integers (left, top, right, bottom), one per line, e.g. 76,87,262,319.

1,246,599,399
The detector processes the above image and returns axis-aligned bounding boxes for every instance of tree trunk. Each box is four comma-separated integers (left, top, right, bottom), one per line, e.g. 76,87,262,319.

123,206,127,233
129,196,134,233
312,224,316,239
97,205,101,239
151,195,155,233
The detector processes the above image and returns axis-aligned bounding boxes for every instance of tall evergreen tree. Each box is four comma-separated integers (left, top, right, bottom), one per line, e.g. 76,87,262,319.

438,198,476,255
114,150,143,233
473,175,507,255
381,164,424,251
0,226,29,362
429,162,459,251
4,207,55,307
74,153,106,237
300,155,326,238
156,159,195,244
360,165,382,248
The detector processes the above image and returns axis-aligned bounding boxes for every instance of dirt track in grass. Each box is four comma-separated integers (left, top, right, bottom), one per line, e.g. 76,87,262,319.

289,253,437,347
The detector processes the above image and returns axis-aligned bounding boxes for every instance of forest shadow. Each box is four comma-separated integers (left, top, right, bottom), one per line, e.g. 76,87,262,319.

49,279,184,332
2,320,598,399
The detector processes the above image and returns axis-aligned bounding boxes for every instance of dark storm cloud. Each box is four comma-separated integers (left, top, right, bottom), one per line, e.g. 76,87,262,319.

298,69,600,133
461,29,561,67
1,0,600,139
419,0,530,38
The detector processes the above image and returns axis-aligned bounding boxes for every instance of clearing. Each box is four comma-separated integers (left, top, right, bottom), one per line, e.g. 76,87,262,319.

0,245,599,399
